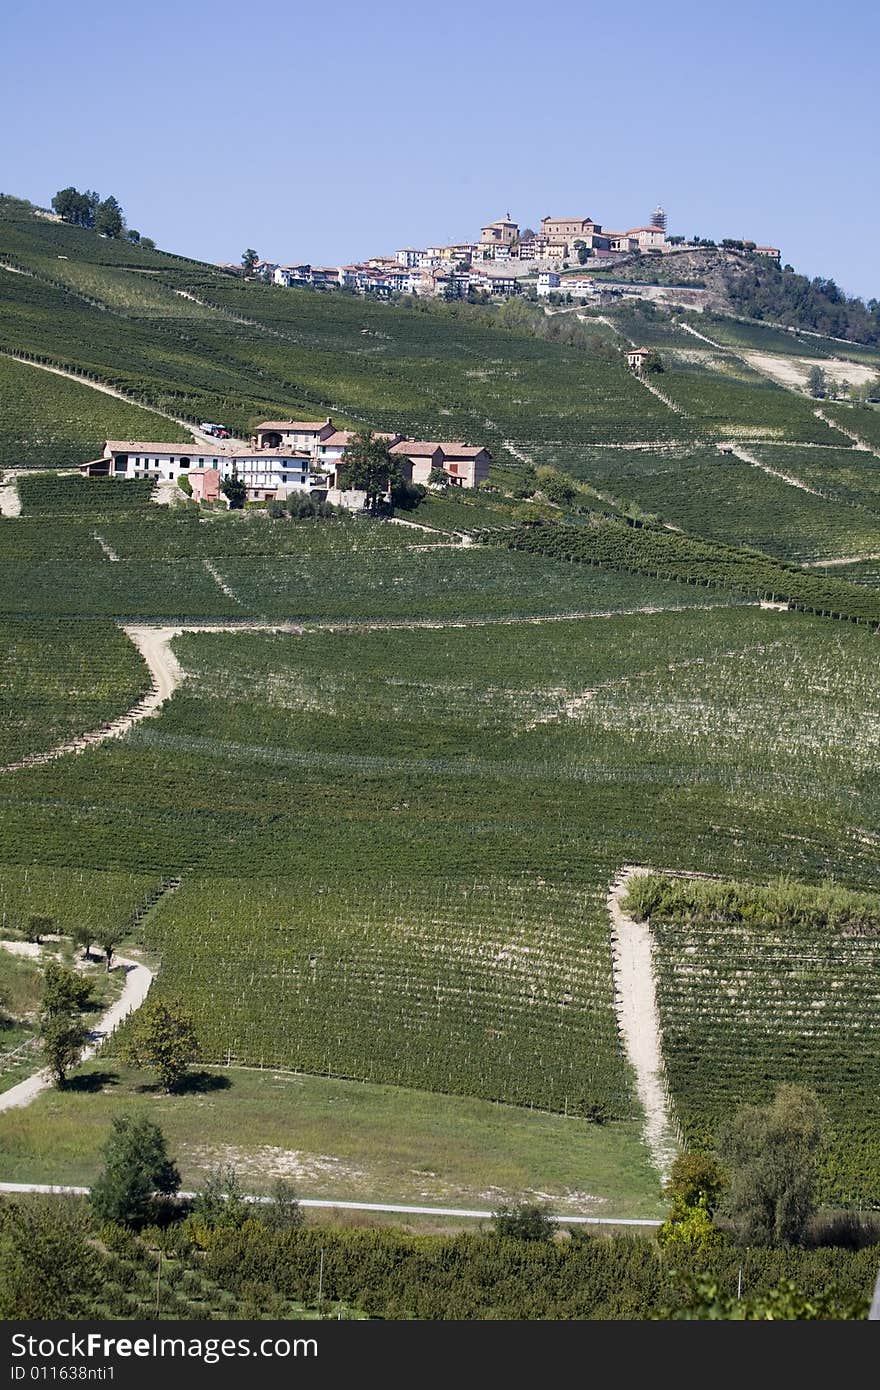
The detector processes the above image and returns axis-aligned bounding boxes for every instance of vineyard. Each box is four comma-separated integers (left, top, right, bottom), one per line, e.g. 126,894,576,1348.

0,616,151,763
491,519,880,626
748,444,880,517
134,876,630,1118
0,353,190,470
2,196,880,1213
657,359,843,443
651,911,880,1204
560,448,880,563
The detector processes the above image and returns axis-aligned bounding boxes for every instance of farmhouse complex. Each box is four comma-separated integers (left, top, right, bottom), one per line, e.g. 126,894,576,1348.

80,422,491,503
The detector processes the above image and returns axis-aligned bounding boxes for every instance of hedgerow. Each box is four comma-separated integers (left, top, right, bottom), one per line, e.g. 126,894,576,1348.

486,519,880,627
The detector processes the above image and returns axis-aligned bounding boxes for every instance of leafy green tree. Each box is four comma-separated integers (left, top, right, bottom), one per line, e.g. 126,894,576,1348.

0,1197,98,1318
122,996,201,1091
492,1202,554,1241
140,237,156,251
806,365,827,398
260,1178,303,1230
41,1011,88,1086
241,248,259,273
126,228,141,243
95,195,124,238
427,465,448,487
658,1197,723,1251
665,1151,728,1213
71,923,93,959
90,1113,181,1227
717,1084,828,1246
41,960,94,1016
25,911,53,944
220,470,247,510
536,468,576,506
573,239,589,265
192,1164,249,1230
97,924,124,971
338,429,401,514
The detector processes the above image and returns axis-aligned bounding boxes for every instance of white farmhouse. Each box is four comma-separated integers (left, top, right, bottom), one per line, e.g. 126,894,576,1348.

80,440,316,502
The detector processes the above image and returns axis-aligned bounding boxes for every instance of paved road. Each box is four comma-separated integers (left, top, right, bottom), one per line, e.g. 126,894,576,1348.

0,1181,661,1226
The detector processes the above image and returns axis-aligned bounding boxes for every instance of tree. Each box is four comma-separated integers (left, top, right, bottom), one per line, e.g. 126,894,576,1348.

97,924,124,972
191,1164,249,1230
665,1151,728,1214
41,1011,88,1086
806,365,827,398
90,1113,180,1226
658,1152,729,1251
241,248,259,273
427,465,448,487
261,1178,303,1230
25,912,53,944
41,960,94,1016
338,429,401,514
39,962,93,1086
492,1202,554,1241
536,468,576,506
140,237,156,252
51,187,82,224
220,470,247,510
71,923,94,960
122,996,201,1091
95,195,124,238
717,1084,828,1246
573,239,589,265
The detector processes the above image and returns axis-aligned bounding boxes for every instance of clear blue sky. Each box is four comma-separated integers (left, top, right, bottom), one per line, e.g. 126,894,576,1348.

3,0,877,298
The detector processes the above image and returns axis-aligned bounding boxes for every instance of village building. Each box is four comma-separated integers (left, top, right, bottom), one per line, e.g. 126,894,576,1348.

274,264,311,286
537,271,561,296
80,440,314,501
479,216,519,250
626,347,653,373
623,225,666,251
389,440,492,489
253,419,336,452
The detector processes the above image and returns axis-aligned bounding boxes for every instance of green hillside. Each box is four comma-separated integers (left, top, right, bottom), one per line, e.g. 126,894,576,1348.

1,198,879,1213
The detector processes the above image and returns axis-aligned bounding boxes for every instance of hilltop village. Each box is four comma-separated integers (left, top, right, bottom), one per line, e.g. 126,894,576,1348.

228,207,780,301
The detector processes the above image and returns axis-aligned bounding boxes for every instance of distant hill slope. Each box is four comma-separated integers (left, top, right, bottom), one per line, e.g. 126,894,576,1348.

2,194,879,569
600,246,880,345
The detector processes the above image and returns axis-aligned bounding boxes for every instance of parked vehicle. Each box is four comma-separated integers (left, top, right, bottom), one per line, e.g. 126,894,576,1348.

199,422,230,438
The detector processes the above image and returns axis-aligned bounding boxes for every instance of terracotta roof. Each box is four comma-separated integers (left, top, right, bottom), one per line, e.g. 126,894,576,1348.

390,440,442,457
628,348,653,355
319,430,399,449
104,439,309,460
255,419,332,432
439,444,490,459
625,226,665,235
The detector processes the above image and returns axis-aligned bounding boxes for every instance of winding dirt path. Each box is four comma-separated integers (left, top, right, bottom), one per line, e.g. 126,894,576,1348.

607,866,678,1181
0,955,153,1113
0,622,302,774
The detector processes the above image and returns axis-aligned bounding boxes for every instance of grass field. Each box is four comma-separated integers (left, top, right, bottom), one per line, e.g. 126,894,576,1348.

0,1063,663,1216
